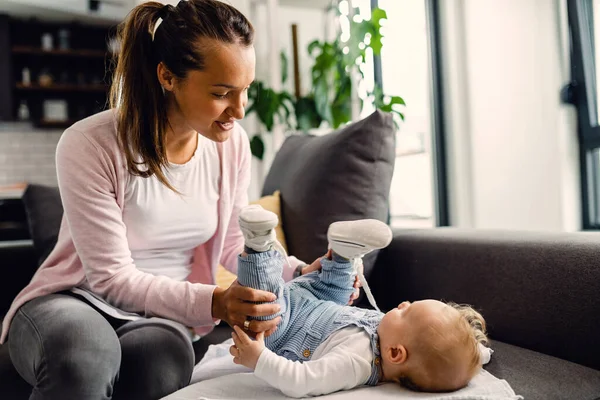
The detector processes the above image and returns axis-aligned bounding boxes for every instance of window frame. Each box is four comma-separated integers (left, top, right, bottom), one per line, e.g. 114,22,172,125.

567,0,600,229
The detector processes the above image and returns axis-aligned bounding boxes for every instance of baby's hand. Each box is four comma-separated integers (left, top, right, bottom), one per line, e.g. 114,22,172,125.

230,325,265,370
301,249,331,275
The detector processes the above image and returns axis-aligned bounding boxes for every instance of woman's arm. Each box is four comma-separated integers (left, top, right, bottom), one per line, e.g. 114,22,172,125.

56,128,216,327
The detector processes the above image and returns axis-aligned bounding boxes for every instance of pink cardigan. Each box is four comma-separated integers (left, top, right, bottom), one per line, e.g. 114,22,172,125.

0,110,301,344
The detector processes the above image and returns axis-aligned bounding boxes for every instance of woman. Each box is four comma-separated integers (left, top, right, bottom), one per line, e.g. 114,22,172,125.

1,1,333,399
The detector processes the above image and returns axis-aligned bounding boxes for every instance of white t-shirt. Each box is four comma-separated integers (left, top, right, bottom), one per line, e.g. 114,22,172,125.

73,133,221,321
255,326,374,398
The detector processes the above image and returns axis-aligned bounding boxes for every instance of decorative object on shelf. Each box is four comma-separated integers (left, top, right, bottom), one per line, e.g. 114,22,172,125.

17,101,30,121
41,33,53,51
38,69,54,86
58,28,70,50
21,67,31,86
43,99,68,122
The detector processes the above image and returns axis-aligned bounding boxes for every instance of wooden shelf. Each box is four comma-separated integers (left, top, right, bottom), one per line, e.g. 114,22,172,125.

15,83,107,92
37,119,74,128
12,46,108,58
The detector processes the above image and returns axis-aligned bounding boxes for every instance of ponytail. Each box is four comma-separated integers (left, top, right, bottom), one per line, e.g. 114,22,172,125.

110,1,172,190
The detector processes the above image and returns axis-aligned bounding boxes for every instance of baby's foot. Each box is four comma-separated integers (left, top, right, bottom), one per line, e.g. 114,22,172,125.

327,219,392,259
239,205,279,252
239,205,289,266
327,219,392,311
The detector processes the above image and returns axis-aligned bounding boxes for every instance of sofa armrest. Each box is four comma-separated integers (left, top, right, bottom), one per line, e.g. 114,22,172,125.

369,228,600,371
0,240,37,316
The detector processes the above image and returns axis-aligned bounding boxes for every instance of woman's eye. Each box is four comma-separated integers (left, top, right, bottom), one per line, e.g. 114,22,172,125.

213,93,228,99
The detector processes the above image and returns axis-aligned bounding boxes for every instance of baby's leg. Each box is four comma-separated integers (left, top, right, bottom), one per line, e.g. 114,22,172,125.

304,219,392,309
237,248,286,322
237,205,289,345
295,252,357,305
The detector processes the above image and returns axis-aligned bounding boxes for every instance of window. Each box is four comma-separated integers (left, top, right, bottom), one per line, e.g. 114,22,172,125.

338,0,447,228
373,0,447,228
568,0,600,228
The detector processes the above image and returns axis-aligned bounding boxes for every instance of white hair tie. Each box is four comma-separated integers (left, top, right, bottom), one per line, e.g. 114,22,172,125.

152,0,189,42
151,17,163,42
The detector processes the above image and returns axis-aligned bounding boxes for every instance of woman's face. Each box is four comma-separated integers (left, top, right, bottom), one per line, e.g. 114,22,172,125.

164,39,256,143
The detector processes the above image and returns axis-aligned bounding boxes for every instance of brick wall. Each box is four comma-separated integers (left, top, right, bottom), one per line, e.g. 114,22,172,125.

0,123,62,187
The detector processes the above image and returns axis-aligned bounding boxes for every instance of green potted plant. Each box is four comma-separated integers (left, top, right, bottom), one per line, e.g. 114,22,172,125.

246,3,405,160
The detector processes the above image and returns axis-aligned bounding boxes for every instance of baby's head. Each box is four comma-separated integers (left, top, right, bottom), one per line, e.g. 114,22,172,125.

377,299,487,392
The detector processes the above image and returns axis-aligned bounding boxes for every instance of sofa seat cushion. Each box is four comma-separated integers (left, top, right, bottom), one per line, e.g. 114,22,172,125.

486,340,600,400
192,324,233,366
0,241,37,316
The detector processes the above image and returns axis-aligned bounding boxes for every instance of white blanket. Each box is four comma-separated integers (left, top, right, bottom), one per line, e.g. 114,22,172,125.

161,340,523,400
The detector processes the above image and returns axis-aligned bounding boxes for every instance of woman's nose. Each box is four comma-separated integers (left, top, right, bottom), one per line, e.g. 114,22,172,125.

227,95,246,120
228,104,245,120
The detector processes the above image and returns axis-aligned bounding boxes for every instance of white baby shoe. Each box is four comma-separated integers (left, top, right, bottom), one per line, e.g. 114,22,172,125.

239,205,290,266
327,219,393,311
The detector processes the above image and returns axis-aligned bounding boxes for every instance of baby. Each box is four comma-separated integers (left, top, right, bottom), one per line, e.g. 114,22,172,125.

229,205,489,398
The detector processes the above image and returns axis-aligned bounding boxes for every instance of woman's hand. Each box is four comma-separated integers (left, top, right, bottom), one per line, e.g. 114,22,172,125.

212,281,282,337
230,325,265,370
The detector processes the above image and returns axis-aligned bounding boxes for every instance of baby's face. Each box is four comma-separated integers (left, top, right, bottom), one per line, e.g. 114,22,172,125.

378,299,450,342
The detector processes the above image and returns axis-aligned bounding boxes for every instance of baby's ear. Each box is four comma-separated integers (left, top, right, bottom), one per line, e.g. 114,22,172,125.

389,345,408,364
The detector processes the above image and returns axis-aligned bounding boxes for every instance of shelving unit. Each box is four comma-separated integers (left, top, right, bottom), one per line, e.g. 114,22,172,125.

15,83,107,92
12,46,107,58
38,119,76,128
0,14,116,128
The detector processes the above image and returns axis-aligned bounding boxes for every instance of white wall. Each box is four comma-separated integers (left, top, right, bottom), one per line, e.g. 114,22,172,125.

441,0,581,231
241,2,330,200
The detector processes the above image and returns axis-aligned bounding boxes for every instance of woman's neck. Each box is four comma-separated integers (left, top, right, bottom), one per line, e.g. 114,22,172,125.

165,105,198,164
166,129,197,164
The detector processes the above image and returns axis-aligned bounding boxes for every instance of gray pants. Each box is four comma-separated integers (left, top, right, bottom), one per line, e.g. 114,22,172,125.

7,293,195,400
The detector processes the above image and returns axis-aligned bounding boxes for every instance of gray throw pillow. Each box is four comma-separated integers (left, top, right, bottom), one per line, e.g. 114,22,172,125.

262,110,396,288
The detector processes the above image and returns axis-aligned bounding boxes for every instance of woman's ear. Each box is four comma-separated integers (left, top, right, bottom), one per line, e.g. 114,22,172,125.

388,345,408,365
157,62,175,92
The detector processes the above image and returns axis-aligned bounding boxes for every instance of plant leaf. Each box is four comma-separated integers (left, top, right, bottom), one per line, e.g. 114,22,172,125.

250,135,265,160
308,40,322,55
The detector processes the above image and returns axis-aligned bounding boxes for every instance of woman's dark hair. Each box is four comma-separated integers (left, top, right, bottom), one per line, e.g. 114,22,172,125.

109,0,254,190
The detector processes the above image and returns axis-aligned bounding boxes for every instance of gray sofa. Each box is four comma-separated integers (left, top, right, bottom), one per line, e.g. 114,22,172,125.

3,229,600,399
1,111,600,399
